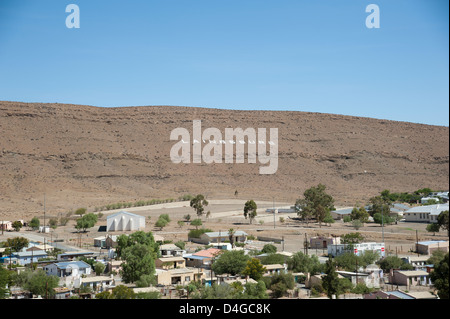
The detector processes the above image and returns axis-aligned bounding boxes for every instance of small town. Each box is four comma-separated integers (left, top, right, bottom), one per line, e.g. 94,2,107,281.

0,187,448,300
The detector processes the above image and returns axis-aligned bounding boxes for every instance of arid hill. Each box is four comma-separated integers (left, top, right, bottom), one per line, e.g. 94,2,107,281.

0,101,448,218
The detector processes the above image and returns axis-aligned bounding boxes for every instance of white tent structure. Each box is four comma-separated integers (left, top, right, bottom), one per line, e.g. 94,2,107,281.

106,211,146,232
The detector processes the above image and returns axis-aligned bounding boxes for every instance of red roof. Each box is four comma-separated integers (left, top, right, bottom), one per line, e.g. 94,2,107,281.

193,248,222,258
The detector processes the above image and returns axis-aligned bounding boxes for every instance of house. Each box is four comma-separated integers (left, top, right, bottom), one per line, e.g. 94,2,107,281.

328,242,385,258
107,260,123,274
156,267,204,286
156,256,186,269
401,256,430,269
160,244,185,257
106,211,146,232
330,208,353,220
57,251,94,261
12,250,48,265
184,248,222,268
263,264,285,276
44,260,92,277
53,287,73,299
190,231,248,245
364,290,438,299
310,236,340,249
415,240,449,255
79,276,115,293
389,269,431,288
403,203,449,223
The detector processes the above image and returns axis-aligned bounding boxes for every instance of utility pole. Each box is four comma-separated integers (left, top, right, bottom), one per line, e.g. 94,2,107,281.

416,230,419,257
273,197,276,229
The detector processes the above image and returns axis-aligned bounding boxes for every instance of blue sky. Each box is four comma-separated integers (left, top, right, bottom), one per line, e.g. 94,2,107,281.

0,0,448,126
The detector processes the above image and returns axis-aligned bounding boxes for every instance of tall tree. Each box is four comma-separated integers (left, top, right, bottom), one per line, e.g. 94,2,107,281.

190,194,209,218
243,200,258,224
295,184,335,227
438,210,449,237
322,257,341,299
242,258,266,281
430,253,449,299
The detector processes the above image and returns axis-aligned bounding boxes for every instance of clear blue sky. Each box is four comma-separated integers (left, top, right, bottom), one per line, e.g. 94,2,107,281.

0,0,448,126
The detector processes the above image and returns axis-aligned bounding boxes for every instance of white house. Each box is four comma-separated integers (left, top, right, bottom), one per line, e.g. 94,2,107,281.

44,260,92,278
106,211,146,232
328,242,385,258
403,203,449,223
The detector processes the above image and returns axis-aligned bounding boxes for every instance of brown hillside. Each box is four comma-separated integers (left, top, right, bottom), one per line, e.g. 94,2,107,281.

0,101,448,218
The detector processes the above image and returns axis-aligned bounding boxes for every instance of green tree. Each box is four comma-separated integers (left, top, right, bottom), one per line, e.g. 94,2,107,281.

29,217,40,230
287,252,323,275
0,266,11,299
190,219,203,230
159,214,171,223
4,237,29,253
13,269,59,298
427,250,446,266
437,210,449,237
426,223,441,236
322,257,341,299
211,250,249,276
75,213,98,232
11,221,23,232
261,244,277,254
110,285,136,299
120,244,156,284
242,258,266,281
75,207,87,217
430,253,449,299
368,196,391,217
94,262,106,276
377,256,413,272
155,218,168,230
267,273,295,298
241,281,268,299
295,184,335,227
115,231,158,260
351,206,370,223
244,200,258,224
190,194,209,218
373,212,395,226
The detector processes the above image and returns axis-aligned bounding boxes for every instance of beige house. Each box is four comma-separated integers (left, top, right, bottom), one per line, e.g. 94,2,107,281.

389,269,431,288
156,267,204,286
416,240,449,255
155,256,186,269
263,264,285,276
310,236,340,249
403,203,448,223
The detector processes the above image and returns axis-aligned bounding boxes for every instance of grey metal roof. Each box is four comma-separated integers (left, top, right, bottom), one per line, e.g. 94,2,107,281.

107,210,145,219
54,260,91,269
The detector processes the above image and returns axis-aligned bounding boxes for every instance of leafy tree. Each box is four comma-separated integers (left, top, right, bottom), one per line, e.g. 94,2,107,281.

241,281,268,299
11,221,22,231
4,237,29,253
120,244,156,284
295,184,335,227
159,214,171,223
426,223,441,236
29,217,40,230
94,262,105,276
115,231,158,260
342,232,364,246
155,218,168,230
110,285,136,299
260,253,287,266
244,200,258,224
190,219,202,230
13,269,59,298
377,256,413,272
351,219,363,230
368,196,391,217
267,273,295,298
323,211,335,226
322,257,341,299
177,220,185,228
438,210,449,237
75,213,98,232
373,212,395,226
190,194,209,217
261,244,277,254
242,258,266,281
75,207,87,217
427,250,446,266
0,266,11,299
211,250,249,276
430,253,449,299
287,252,323,275
351,206,370,223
